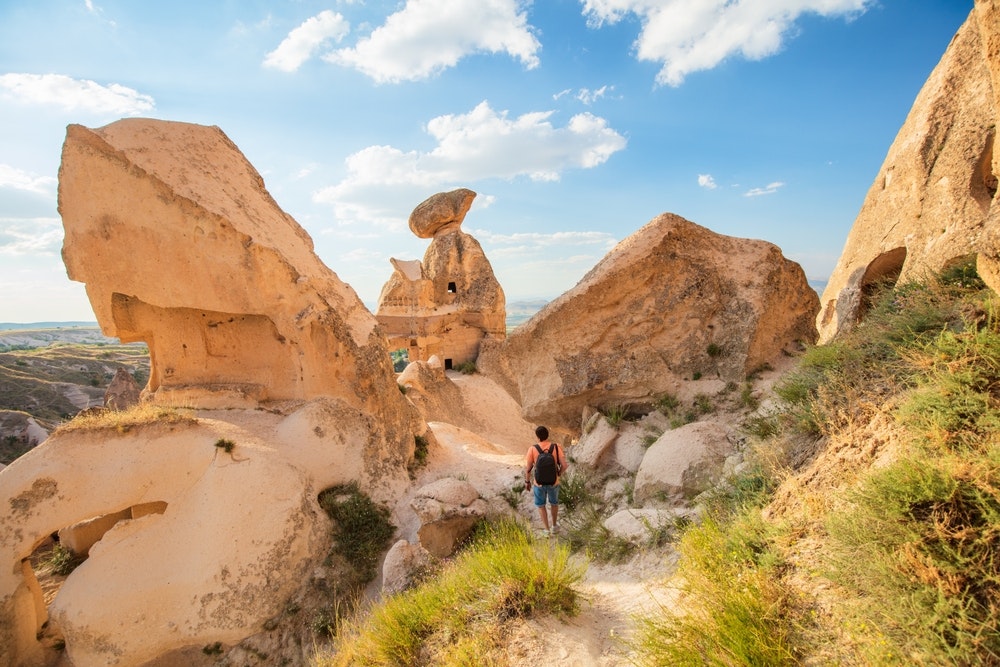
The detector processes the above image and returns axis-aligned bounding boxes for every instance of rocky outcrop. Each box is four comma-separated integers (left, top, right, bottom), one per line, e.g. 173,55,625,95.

411,477,489,557
59,118,405,419
0,118,428,667
0,418,328,667
479,213,819,432
376,189,506,368
818,6,1000,341
103,367,140,410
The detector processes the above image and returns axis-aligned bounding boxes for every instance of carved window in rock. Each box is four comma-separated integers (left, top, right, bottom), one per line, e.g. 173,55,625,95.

447,281,457,293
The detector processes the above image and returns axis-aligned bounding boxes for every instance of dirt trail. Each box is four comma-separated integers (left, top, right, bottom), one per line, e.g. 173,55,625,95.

408,372,681,666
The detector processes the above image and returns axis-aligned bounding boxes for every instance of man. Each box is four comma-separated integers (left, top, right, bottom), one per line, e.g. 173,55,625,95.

525,425,566,536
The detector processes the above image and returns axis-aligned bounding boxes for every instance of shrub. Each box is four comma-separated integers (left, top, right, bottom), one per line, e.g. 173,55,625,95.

214,438,235,454
317,482,396,583
46,542,84,576
455,360,478,374
324,518,581,666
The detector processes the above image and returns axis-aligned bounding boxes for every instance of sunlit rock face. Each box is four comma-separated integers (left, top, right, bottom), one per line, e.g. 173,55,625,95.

0,118,430,667
376,188,506,368
479,213,819,433
818,7,1000,341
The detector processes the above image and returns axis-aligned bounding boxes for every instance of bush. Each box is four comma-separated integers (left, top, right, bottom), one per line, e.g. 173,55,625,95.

317,483,396,583
324,518,581,666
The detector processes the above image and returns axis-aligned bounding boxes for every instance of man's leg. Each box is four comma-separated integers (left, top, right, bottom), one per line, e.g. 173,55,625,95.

537,506,550,531
549,503,559,531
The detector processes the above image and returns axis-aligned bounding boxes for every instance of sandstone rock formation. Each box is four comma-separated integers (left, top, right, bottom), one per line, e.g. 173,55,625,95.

818,5,1000,341
59,119,404,416
479,213,819,432
411,477,488,557
103,367,140,410
0,118,428,667
634,421,734,505
376,189,506,368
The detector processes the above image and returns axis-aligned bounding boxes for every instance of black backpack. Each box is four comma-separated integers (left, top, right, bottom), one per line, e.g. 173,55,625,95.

533,443,560,485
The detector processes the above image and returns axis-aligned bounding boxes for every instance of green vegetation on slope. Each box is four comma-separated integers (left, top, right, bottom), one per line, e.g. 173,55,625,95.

635,263,1000,665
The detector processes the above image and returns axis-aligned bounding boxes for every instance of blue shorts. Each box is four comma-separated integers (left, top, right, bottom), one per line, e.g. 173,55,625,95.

533,485,559,507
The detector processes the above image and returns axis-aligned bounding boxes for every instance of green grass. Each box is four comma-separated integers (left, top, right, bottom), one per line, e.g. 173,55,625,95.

636,264,1000,666
319,518,582,666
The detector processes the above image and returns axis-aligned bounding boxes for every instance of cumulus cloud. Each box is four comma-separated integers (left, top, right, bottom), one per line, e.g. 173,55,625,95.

327,0,540,82
745,181,785,196
0,165,57,196
314,101,626,225
0,218,63,256
580,0,873,86
0,73,153,115
263,10,350,72
698,173,718,190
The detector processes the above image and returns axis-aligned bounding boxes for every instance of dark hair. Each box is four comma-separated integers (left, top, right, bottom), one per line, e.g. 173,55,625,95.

535,425,549,441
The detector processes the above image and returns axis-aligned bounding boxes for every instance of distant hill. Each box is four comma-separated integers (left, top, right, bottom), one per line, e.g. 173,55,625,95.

0,321,99,330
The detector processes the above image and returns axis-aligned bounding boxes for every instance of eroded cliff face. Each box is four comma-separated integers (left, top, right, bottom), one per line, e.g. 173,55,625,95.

818,5,1000,341
479,213,819,433
0,118,427,667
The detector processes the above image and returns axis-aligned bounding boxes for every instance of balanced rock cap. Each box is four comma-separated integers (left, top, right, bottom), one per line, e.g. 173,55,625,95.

408,188,476,238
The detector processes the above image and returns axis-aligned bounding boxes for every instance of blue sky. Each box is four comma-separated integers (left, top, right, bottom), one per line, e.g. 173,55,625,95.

0,0,972,323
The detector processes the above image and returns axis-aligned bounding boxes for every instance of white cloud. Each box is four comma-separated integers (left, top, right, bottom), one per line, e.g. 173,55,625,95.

327,0,541,83
471,229,618,250
581,0,873,86
0,165,57,196
0,218,63,256
745,181,785,197
263,10,350,72
0,73,153,115
314,101,626,225
577,85,612,105
698,173,717,190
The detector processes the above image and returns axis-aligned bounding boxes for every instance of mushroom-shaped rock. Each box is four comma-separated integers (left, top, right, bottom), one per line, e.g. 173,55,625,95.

411,477,488,557
377,190,505,368
408,188,476,238
634,421,734,505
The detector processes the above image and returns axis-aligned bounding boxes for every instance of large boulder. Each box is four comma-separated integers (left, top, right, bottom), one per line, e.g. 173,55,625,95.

818,6,1000,341
411,477,488,557
0,419,327,667
634,421,734,505
59,118,407,423
479,213,818,432
376,189,506,368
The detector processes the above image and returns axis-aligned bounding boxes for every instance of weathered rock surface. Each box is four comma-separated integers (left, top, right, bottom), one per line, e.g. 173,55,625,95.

479,213,818,431
377,189,506,368
382,539,435,595
103,367,140,410
0,118,429,667
408,188,476,238
634,421,734,505
0,419,327,667
818,6,1000,341
411,477,488,557
59,118,406,422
